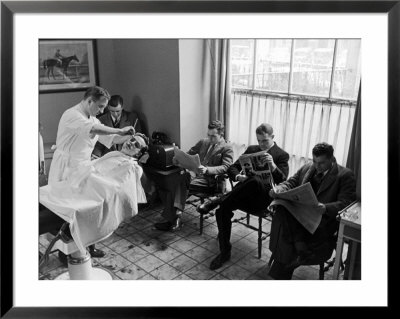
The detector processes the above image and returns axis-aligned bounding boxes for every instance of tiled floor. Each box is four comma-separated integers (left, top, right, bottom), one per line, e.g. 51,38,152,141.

39,199,346,280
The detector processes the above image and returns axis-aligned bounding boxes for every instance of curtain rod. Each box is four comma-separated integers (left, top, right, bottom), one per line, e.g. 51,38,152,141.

232,88,357,106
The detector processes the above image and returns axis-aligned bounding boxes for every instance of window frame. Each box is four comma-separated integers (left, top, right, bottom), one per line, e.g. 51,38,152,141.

232,38,361,102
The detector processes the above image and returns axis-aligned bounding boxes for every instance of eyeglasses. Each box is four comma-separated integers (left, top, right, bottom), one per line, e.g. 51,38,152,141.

127,137,142,149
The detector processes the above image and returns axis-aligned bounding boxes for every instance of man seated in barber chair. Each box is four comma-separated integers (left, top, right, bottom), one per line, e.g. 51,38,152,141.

267,142,356,279
40,134,149,265
153,120,234,231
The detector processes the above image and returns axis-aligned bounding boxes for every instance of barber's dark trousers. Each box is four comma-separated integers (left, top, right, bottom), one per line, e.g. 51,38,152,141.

215,176,271,255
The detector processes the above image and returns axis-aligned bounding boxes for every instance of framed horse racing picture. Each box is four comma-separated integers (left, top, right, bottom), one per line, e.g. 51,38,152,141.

39,39,97,92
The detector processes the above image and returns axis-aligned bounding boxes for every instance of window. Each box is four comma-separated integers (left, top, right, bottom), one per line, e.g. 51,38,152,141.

228,39,361,175
230,39,361,100
231,40,255,88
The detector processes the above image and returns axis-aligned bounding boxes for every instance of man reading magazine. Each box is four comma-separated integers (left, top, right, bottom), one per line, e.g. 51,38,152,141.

198,123,289,270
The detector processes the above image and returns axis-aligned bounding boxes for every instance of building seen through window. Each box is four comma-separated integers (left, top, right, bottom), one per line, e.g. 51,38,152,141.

230,38,361,100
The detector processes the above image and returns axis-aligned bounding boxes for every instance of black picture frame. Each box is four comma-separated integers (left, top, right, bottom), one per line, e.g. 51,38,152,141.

39,39,98,93
1,1,396,317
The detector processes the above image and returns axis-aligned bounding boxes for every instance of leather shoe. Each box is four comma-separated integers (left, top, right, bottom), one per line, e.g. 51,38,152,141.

154,217,182,231
89,247,106,258
58,251,68,266
209,252,231,270
197,196,223,214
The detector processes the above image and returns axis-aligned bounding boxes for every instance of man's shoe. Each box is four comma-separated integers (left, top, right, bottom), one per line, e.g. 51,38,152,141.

209,253,231,270
154,217,182,231
197,197,223,214
89,247,106,258
58,251,68,266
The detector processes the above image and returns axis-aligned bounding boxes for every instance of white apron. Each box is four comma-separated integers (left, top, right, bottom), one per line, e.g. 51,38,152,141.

48,103,114,185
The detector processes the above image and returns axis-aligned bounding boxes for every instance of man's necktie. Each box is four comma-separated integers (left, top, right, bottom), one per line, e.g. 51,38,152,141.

205,144,215,159
311,172,324,193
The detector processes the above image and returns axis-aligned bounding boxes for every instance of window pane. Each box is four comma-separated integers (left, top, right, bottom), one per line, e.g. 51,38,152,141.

255,39,292,92
230,40,254,88
291,39,335,96
331,39,361,100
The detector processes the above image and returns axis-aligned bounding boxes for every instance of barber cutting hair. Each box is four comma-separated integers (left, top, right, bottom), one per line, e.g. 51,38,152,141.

48,86,135,259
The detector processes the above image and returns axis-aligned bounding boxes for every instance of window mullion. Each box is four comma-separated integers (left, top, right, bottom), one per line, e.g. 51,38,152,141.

329,39,338,99
252,39,257,90
288,39,295,94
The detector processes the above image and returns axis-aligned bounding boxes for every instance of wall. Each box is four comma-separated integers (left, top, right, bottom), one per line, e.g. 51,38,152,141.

107,39,181,143
178,40,211,151
39,39,181,145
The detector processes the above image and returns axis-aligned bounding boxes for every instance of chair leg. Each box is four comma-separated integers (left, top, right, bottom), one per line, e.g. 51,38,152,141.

319,263,325,280
268,255,274,267
246,213,250,225
258,216,262,259
199,198,204,235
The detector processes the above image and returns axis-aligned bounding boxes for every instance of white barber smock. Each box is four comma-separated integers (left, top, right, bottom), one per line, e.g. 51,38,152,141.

41,152,146,253
48,103,114,186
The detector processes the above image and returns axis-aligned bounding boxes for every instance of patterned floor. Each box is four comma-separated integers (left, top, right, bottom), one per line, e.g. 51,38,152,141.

39,199,345,280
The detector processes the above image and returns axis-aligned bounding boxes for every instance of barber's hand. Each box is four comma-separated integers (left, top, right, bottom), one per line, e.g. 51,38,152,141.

316,203,326,215
197,165,208,175
260,153,277,170
236,174,248,182
119,126,135,135
172,156,179,165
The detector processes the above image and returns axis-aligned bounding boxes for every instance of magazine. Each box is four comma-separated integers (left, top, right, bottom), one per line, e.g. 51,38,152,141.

238,150,272,185
269,182,322,234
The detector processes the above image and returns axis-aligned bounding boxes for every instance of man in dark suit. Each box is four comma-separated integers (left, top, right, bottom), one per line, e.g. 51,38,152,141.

153,120,234,231
268,142,356,279
92,95,141,157
202,123,289,270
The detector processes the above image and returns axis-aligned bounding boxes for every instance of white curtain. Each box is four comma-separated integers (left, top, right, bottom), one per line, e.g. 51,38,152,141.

228,90,356,176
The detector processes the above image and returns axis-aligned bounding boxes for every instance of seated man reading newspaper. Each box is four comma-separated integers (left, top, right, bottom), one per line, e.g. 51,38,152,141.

198,123,290,270
153,120,234,232
267,142,356,279
39,133,149,255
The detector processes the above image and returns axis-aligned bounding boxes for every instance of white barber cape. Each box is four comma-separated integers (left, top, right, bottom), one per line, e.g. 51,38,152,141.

40,151,146,253
48,103,114,186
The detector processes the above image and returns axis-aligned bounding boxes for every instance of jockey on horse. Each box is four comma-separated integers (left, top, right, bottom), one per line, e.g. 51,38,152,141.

54,49,65,67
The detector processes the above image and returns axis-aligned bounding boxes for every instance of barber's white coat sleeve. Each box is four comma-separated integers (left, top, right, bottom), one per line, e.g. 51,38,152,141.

63,110,95,136
39,132,45,163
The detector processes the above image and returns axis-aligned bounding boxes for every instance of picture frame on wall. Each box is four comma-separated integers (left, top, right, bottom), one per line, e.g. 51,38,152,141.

1,0,397,317
39,39,97,93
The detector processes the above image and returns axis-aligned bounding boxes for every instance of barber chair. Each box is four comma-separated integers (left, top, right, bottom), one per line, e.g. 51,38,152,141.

39,204,114,280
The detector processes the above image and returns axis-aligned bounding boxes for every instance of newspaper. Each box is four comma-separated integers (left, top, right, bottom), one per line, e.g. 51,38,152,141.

238,151,272,185
173,147,201,172
269,182,322,234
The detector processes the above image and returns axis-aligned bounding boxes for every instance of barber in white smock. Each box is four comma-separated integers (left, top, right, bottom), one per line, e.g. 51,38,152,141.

48,86,135,259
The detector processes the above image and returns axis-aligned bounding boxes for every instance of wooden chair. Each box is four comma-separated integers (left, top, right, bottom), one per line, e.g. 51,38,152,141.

267,231,344,279
186,174,227,235
186,142,247,235
232,207,273,259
